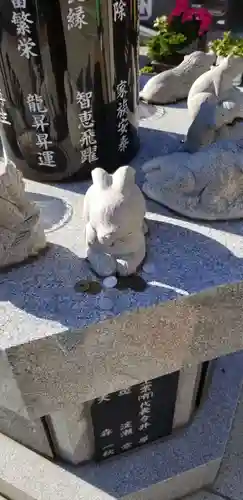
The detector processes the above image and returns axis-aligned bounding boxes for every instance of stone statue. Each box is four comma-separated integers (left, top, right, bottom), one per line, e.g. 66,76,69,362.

83,166,147,277
0,159,46,269
139,51,216,105
185,56,243,152
142,139,243,220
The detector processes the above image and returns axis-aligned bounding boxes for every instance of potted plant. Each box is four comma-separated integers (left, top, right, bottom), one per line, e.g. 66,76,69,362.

146,16,188,72
142,2,212,74
209,31,243,86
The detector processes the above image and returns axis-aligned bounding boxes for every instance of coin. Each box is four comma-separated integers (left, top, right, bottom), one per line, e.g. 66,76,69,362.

74,280,101,295
103,276,118,289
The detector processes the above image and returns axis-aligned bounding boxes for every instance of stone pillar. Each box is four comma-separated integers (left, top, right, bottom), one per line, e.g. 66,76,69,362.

173,364,202,429
46,403,94,465
0,0,139,182
226,0,243,30
0,407,53,458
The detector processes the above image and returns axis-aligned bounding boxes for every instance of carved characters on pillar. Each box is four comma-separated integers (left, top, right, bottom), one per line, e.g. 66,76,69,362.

67,0,87,30
26,94,56,168
0,0,139,181
112,0,136,158
0,90,10,126
138,381,153,433
116,80,129,153
76,91,98,165
113,0,127,22
91,372,179,461
11,0,37,59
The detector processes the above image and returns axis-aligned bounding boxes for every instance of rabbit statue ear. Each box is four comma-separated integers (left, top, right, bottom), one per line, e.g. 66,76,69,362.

112,166,136,193
91,168,112,189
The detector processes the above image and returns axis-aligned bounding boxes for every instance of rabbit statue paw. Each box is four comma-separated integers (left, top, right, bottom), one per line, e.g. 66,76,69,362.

83,166,147,277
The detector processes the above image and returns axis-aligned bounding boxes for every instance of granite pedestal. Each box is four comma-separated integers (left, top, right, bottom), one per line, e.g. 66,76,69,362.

0,351,242,500
1,97,243,486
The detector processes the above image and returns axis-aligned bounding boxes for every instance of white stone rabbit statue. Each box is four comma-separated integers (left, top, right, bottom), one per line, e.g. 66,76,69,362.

83,166,147,277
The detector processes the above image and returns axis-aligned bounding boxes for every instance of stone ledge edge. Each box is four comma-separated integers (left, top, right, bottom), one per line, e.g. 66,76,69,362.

0,352,241,500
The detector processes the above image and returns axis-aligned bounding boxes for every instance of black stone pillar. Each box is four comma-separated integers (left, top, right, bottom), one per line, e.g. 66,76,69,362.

226,0,243,30
0,0,139,181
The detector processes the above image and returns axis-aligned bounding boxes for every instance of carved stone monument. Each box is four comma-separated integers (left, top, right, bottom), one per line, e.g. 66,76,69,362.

84,166,147,276
0,0,139,182
142,139,243,220
0,159,46,269
139,51,216,105
185,56,243,152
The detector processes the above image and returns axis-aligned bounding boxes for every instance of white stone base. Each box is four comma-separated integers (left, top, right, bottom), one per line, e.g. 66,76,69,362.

0,353,242,500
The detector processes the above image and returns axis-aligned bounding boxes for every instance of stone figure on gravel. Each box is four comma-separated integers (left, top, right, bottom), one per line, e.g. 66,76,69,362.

83,166,147,277
139,51,216,105
185,56,243,152
142,140,243,220
0,160,46,269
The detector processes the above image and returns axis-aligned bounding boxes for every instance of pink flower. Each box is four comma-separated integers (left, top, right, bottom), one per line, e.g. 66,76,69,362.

168,0,189,22
168,1,212,35
182,7,212,34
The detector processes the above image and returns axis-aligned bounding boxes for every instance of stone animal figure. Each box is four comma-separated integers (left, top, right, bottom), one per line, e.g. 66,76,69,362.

83,166,147,277
185,55,243,152
187,55,243,106
142,139,243,220
139,51,216,105
0,160,46,269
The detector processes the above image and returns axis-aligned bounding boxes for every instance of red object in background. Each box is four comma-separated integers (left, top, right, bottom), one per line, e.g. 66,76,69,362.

168,0,213,35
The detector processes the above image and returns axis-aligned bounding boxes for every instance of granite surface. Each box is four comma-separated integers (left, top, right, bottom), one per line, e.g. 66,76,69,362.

0,406,53,458
62,351,243,497
0,352,242,500
213,385,243,500
1,96,243,416
46,403,94,465
2,98,243,346
184,492,225,500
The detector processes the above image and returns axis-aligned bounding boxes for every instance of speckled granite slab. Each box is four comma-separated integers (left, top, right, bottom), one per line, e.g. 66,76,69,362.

1,100,243,419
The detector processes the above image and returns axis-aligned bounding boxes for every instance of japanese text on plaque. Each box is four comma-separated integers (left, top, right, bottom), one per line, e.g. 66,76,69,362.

116,80,129,153
11,0,37,59
113,0,127,22
76,91,98,164
27,94,56,167
67,0,87,30
0,90,10,126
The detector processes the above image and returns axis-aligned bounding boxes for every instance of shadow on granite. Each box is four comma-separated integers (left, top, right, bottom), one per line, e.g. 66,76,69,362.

206,219,243,239
145,201,243,243
137,127,183,161
1,218,243,335
27,192,73,233
212,385,243,500
52,126,183,195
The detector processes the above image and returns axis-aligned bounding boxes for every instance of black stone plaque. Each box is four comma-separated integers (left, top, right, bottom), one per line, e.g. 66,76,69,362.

0,0,139,182
91,371,179,461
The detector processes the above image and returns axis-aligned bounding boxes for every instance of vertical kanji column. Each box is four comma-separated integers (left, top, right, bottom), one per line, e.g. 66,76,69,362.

0,0,139,182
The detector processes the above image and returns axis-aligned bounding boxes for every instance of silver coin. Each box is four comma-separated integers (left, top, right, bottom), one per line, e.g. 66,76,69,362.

142,262,155,274
103,276,118,289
